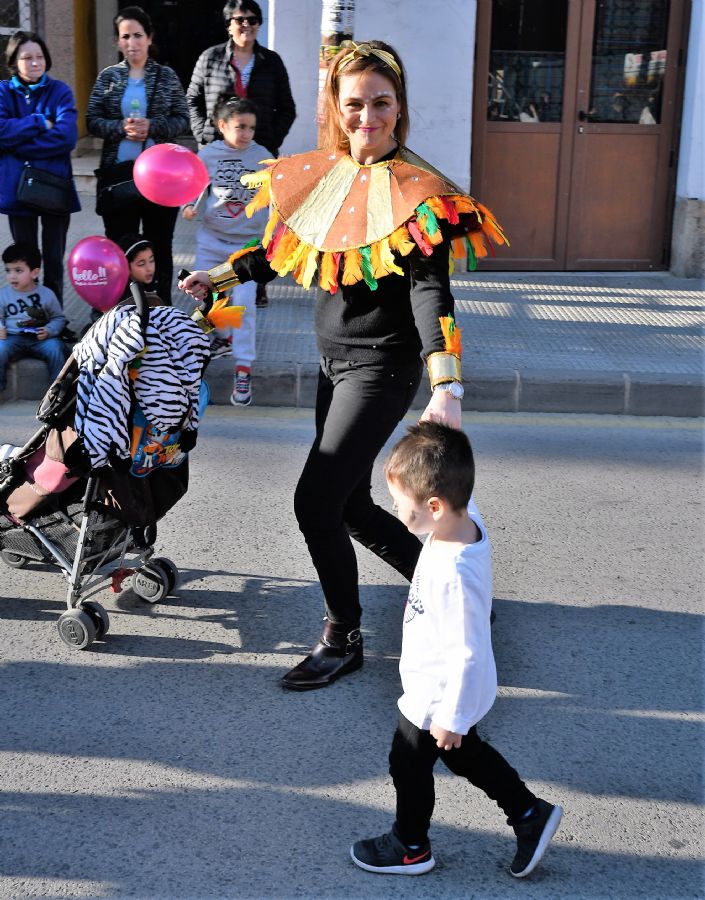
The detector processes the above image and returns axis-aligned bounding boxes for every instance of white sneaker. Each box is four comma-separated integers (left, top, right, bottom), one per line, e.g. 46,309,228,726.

230,371,252,406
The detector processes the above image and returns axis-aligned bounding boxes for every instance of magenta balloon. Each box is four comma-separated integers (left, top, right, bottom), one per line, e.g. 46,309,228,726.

133,143,210,207
68,236,129,312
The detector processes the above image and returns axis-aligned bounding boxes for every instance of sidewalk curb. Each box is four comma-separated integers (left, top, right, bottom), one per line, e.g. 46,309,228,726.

210,361,705,417
3,357,703,419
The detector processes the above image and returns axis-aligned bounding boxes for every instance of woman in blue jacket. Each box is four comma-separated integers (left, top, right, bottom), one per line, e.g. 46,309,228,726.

0,31,80,305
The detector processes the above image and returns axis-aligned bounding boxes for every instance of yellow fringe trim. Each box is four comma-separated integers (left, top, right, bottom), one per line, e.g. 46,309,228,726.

319,252,339,292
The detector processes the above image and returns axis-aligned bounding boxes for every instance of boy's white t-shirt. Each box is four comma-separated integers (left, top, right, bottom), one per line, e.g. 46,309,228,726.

398,499,497,735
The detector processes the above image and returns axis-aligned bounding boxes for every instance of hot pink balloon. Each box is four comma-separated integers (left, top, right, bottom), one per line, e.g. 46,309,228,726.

68,236,129,312
133,143,209,207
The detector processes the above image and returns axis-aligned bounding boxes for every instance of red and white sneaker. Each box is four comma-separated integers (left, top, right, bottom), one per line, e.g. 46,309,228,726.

230,371,252,406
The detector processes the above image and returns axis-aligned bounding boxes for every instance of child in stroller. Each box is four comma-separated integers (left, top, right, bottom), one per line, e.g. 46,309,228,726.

0,283,211,649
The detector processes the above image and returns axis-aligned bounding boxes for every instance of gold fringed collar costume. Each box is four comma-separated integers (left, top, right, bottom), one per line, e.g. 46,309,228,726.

240,145,508,294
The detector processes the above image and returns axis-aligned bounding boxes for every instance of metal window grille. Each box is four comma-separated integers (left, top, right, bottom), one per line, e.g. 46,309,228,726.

0,0,38,79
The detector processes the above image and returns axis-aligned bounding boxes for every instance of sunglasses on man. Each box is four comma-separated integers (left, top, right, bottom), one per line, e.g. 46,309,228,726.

231,15,259,26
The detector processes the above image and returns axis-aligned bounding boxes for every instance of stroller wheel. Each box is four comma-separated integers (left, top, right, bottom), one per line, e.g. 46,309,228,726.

152,557,179,594
132,563,168,604
81,600,110,639
1,550,28,569
57,609,97,650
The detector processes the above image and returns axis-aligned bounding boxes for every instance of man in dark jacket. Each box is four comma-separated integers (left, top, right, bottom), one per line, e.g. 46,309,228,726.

186,0,296,157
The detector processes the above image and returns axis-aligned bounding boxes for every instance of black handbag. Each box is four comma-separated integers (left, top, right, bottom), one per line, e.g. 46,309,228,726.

16,163,72,214
95,159,141,215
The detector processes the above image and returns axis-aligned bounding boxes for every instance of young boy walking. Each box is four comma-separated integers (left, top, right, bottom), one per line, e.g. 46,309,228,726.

351,422,562,879
0,242,66,393
182,95,268,407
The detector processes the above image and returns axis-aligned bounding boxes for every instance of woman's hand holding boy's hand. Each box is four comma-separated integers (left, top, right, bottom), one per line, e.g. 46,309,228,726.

0,326,7,340
420,389,462,430
430,722,462,751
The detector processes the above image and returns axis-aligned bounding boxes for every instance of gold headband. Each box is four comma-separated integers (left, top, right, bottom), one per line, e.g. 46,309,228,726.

336,42,402,80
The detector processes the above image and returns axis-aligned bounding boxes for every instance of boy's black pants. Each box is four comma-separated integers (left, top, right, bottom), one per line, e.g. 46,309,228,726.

293,357,423,626
390,712,537,845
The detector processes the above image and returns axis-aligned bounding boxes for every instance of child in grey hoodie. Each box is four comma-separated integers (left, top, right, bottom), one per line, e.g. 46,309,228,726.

183,96,268,407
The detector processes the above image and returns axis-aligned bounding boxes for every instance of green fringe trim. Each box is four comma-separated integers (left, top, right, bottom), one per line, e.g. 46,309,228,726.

359,246,378,291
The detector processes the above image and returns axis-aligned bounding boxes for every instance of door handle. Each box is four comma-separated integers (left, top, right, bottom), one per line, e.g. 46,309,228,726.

578,110,589,122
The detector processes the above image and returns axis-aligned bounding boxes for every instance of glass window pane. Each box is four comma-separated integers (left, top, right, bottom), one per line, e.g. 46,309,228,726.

488,0,568,122
0,0,20,29
587,0,670,124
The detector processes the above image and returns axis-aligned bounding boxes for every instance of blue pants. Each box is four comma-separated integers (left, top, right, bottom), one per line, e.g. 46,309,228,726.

0,333,67,391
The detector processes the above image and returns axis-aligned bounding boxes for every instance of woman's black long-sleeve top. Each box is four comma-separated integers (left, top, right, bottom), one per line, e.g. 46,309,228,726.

234,238,454,366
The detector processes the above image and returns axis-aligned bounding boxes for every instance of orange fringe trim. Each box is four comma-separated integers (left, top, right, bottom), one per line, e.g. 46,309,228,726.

439,315,462,356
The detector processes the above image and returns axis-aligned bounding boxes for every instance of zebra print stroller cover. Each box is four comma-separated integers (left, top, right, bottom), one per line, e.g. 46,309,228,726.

0,284,210,650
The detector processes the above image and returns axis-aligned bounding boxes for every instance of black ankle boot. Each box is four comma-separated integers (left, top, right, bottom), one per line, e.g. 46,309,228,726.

281,618,363,691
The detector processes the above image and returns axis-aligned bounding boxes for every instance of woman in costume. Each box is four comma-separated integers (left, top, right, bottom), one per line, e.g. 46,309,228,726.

180,40,506,691
0,31,80,305
86,5,189,302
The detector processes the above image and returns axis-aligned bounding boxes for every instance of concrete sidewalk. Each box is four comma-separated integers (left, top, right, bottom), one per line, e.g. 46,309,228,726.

1,191,704,416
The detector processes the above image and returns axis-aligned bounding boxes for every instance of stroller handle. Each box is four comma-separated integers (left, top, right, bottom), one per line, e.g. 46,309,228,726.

129,281,151,338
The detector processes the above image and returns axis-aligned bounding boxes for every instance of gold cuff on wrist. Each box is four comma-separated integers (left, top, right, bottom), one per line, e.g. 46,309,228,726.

426,351,462,389
208,261,240,293
190,308,214,333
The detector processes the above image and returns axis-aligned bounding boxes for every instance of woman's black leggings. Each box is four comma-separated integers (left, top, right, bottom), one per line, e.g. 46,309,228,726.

294,357,424,627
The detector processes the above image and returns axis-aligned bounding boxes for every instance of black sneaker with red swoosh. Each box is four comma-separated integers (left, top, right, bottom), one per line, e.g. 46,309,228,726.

350,829,435,875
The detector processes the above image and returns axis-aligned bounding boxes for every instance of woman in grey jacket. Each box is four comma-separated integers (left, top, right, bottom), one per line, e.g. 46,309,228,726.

186,0,295,156
86,5,189,301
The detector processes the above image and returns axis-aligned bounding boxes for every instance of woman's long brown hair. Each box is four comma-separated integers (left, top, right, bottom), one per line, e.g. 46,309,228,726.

321,40,409,152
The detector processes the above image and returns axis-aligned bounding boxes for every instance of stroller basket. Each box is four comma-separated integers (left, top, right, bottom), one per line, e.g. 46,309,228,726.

1,499,132,574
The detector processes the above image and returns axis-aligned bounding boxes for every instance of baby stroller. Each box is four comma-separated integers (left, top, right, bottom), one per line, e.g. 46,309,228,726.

0,283,210,650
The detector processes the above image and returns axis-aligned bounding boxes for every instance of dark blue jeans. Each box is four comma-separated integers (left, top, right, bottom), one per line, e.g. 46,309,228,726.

390,713,537,845
293,356,423,626
0,333,67,391
9,212,71,305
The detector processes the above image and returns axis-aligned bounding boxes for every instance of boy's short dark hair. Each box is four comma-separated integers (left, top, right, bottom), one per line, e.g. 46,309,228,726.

213,94,258,125
5,31,52,74
2,242,41,271
385,422,475,512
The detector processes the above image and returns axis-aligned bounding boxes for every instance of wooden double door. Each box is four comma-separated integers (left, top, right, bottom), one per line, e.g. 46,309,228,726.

472,0,689,270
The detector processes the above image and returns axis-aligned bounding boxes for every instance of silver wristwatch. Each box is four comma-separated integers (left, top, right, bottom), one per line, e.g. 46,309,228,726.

433,381,464,400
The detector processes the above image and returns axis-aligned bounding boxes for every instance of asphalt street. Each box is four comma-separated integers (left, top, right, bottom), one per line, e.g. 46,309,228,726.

0,404,702,899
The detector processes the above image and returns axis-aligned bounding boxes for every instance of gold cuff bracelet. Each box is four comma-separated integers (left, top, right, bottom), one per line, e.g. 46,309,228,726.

426,351,462,389
190,308,214,334
208,261,240,293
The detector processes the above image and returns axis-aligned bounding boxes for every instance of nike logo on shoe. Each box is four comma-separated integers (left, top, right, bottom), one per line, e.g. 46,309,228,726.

403,851,430,865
